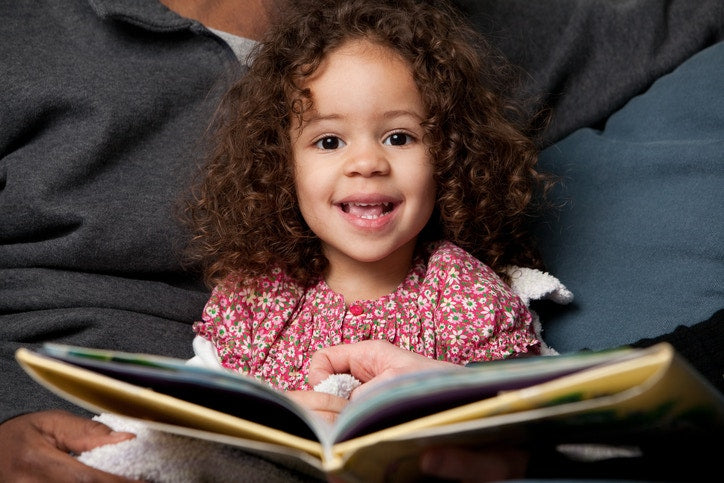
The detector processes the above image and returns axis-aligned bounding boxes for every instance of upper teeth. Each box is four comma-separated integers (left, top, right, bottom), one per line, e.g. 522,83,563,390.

342,202,392,219
350,202,391,207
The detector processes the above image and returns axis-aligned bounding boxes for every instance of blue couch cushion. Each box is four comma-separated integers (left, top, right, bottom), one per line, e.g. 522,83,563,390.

535,41,724,352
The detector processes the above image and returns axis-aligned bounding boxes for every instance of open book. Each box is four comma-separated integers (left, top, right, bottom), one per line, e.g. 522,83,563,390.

16,342,724,482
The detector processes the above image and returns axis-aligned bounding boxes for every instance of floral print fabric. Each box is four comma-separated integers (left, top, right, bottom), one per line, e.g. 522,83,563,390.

193,241,540,390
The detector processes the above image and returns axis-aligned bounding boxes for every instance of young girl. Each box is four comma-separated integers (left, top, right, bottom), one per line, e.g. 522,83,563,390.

185,0,550,391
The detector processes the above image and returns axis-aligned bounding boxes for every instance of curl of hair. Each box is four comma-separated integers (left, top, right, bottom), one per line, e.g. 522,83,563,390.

183,0,553,288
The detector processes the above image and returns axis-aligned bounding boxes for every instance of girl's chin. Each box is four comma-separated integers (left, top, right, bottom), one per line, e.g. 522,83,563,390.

324,240,416,267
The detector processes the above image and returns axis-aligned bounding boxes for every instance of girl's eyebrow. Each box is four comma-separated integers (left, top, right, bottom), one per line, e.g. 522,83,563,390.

304,113,342,125
383,109,425,121
305,110,424,125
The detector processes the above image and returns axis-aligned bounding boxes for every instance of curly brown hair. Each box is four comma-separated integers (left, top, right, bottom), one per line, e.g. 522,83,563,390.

184,0,551,288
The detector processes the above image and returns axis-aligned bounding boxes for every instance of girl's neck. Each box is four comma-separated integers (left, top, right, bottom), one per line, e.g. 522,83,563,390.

323,242,417,304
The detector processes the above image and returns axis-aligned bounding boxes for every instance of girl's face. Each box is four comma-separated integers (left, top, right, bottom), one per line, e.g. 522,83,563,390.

291,39,435,277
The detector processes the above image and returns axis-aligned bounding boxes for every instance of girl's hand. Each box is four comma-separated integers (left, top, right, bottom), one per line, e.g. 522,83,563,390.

307,339,461,399
285,390,349,424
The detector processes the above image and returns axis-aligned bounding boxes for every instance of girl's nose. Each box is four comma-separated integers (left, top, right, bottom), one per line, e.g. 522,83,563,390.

343,141,391,177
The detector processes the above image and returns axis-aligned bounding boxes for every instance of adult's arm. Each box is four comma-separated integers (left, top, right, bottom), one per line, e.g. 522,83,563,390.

454,0,724,145
0,0,231,424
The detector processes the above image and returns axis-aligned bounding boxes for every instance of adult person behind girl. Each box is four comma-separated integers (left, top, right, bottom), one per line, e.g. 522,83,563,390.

184,0,548,400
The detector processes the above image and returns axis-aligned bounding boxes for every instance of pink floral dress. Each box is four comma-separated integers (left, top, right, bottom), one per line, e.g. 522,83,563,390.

193,241,540,390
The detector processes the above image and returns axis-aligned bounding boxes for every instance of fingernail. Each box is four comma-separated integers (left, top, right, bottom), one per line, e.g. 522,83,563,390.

110,430,135,440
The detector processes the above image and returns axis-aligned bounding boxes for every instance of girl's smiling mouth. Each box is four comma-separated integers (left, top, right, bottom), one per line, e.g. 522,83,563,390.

335,196,401,227
340,201,395,220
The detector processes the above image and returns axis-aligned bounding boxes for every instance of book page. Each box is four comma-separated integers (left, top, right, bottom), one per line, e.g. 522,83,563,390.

37,344,333,441
330,344,643,442
15,349,325,457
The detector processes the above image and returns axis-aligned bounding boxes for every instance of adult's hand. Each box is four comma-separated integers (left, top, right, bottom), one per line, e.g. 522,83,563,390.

0,410,141,482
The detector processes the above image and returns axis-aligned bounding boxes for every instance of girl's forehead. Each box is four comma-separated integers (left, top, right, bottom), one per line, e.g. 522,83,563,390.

331,38,405,64
305,38,412,84
288,37,425,130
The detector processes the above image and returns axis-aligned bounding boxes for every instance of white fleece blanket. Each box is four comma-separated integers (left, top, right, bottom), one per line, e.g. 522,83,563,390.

79,413,320,482
78,267,572,482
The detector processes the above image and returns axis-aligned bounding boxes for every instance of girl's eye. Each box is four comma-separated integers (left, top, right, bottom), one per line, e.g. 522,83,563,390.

384,132,413,146
315,136,345,150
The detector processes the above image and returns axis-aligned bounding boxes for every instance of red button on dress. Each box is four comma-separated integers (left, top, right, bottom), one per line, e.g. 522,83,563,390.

349,304,364,316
